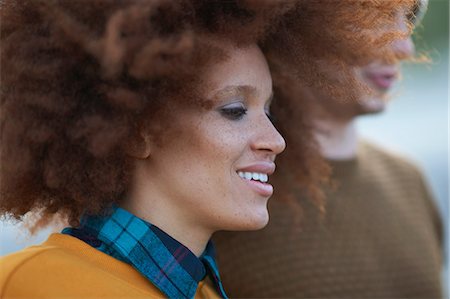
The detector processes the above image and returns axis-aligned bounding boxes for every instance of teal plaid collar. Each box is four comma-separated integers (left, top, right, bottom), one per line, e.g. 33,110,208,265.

62,206,227,299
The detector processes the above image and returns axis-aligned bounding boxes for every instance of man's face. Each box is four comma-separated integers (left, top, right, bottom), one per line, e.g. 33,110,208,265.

353,34,415,115
353,0,428,115
316,7,418,121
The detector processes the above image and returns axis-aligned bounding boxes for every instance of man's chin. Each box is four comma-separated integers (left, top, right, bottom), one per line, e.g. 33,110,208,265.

357,97,387,115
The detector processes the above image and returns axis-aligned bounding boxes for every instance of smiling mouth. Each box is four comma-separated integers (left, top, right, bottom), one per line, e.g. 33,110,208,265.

236,171,273,197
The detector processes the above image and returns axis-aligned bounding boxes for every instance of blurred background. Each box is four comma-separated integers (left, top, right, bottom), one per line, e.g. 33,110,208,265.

358,0,449,295
1,0,448,296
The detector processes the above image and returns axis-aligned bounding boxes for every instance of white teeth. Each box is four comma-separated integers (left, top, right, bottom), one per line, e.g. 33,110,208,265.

260,174,268,183
238,171,269,183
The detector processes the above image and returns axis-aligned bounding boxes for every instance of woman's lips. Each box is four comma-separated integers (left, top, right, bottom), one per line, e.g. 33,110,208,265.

241,179,273,197
236,162,275,197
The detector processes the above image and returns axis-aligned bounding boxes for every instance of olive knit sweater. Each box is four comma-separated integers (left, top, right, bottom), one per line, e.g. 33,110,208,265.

213,140,443,298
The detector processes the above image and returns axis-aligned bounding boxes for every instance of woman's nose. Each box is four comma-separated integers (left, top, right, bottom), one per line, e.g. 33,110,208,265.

252,115,286,156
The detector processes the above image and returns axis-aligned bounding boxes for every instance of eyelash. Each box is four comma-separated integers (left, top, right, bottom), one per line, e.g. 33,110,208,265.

220,106,248,120
219,104,276,124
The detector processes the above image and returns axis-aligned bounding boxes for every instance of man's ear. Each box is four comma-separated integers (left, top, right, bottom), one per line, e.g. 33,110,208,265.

126,133,152,159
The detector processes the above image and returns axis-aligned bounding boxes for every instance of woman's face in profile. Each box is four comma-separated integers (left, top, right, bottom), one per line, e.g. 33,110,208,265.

142,44,286,233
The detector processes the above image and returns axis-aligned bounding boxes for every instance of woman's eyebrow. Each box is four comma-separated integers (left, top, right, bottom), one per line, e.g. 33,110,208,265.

212,85,257,100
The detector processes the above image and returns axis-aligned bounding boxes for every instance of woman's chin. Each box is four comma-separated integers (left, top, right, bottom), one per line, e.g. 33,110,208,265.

227,210,270,232
250,214,270,230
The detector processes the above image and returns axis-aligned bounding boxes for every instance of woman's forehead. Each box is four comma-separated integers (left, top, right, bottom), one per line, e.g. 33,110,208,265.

201,44,272,98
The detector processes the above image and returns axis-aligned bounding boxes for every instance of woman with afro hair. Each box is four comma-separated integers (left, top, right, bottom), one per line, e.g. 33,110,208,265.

0,0,414,298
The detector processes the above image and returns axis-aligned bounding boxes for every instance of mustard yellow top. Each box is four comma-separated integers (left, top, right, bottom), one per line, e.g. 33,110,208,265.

0,233,219,298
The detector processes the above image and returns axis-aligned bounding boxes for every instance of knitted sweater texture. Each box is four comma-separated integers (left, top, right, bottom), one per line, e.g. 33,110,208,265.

213,141,443,298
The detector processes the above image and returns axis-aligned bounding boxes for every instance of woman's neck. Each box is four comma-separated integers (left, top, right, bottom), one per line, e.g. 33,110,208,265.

122,165,212,257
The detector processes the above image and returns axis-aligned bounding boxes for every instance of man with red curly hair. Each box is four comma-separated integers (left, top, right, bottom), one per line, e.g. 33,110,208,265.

214,1,443,298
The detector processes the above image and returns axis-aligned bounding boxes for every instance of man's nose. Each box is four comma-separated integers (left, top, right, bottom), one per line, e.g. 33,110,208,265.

392,36,415,59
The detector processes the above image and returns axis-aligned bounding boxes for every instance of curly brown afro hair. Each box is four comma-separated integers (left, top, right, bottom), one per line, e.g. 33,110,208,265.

0,0,414,227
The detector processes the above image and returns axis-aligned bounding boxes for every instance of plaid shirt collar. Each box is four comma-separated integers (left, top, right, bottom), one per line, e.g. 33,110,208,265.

62,206,227,299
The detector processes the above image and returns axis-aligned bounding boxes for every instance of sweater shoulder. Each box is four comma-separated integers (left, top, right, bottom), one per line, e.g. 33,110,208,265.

357,140,440,220
0,242,64,297
358,139,424,176
0,234,162,298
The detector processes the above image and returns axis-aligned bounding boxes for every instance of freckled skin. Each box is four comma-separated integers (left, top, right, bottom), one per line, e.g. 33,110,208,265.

123,44,285,255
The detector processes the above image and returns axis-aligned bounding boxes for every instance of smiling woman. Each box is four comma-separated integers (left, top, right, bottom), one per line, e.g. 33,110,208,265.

122,44,285,257
0,0,414,298
0,1,292,298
